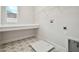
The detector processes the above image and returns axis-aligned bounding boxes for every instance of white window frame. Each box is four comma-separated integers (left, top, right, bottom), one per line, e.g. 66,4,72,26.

5,6,18,23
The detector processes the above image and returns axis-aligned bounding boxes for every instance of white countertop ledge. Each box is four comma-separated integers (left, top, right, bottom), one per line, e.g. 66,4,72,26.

0,24,39,32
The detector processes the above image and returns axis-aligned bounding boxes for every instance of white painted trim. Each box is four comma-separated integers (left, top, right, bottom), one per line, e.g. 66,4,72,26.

7,18,18,23
5,6,18,23
0,24,39,32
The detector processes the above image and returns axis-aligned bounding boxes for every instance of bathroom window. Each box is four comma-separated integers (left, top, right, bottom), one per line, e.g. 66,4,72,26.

6,6,18,23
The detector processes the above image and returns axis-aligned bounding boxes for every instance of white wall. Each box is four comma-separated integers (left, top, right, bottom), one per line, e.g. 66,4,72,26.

35,6,79,52
0,7,2,41
18,6,35,24
0,6,37,45
0,1,1,40
0,6,1,25
1,6,35,25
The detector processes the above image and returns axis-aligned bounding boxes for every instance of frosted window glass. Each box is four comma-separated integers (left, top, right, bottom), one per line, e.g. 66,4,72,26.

6,6,17,18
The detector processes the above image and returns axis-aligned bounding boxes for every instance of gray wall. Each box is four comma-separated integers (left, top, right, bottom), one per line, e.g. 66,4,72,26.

35,6,79,52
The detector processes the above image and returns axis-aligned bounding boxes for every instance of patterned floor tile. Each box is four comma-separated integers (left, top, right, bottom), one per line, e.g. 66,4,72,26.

0,37,39,52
